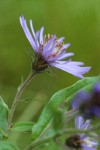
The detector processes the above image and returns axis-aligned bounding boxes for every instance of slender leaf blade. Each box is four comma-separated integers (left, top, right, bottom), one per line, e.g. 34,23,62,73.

0,141,20,150
0,96,9,139
12,121,34,132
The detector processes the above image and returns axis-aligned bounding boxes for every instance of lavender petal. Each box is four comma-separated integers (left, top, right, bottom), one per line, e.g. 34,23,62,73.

57,52,74,60
82,144,96,150
39,27,44,44
50,61,91,78
43,35,56,55
30,20,36,38
75,116,84,129
57,37,65,42
20,16,37,52
82,120,91,130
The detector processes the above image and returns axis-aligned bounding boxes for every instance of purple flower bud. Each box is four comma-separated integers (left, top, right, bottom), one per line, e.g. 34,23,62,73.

71,82,100,118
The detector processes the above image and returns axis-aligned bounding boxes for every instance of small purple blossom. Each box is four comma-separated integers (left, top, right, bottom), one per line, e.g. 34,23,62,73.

71,82,100,118
19,16,91,78
66,116,98,150
71,91,91,110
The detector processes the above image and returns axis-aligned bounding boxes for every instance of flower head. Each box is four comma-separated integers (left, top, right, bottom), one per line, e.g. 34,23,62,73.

20,16,91,78
65,116,98,150
71,82,100,118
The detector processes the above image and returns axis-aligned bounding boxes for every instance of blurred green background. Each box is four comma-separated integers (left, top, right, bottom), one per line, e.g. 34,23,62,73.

0,0,100,149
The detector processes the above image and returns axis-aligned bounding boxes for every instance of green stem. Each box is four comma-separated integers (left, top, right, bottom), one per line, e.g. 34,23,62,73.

6,71,36,134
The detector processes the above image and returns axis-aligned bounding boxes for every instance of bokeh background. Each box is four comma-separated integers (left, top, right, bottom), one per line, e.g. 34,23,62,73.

0,0,100,149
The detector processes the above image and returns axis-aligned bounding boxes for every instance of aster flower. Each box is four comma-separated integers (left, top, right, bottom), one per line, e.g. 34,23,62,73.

19,16,91,78
65,116,98,150
71,82,100,118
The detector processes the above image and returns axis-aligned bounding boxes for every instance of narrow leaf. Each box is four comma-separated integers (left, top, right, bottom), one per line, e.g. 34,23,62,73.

32,76,100,141
0,96,9,139
12,121,34,132
0,141,20,150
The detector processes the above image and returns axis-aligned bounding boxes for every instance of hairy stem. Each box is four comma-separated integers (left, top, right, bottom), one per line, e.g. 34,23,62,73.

6,71,36,134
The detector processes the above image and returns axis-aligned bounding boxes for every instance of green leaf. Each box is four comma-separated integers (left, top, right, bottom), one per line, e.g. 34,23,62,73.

0,96,9,139
32,76,100,141
52,109,63,132
12,121,34,132
0,141,20,150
